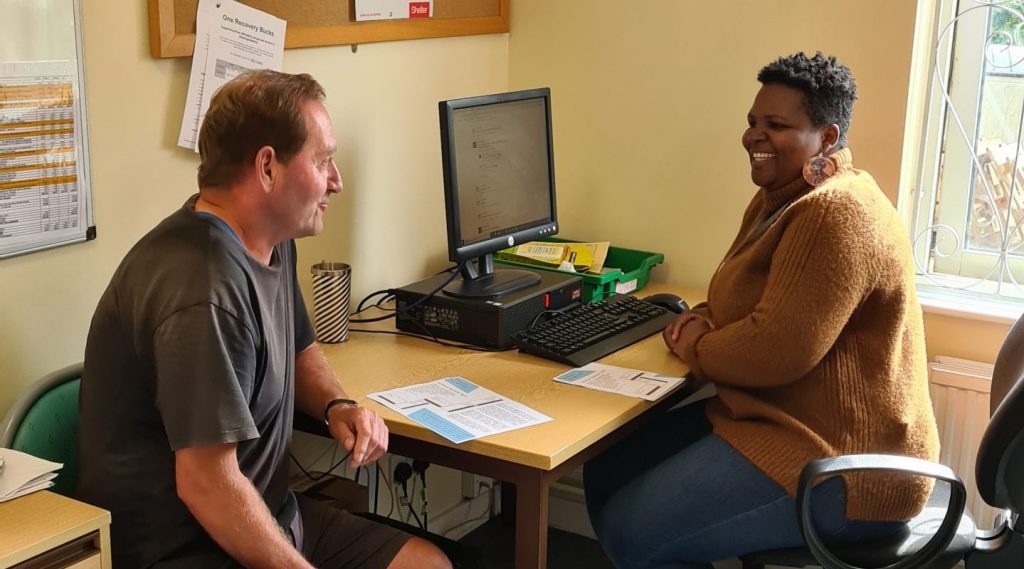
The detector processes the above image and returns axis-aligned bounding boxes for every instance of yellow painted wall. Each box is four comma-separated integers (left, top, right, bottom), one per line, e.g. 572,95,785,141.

2,0,1014,422
507,0,1014,363
508,0,916,287
0,1,508,416
923,312,1009,364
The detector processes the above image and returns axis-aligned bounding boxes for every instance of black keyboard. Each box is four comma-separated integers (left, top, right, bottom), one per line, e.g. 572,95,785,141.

512,295,677,367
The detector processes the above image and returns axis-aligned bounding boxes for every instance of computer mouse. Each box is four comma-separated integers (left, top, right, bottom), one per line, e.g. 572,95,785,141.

641,293,689,314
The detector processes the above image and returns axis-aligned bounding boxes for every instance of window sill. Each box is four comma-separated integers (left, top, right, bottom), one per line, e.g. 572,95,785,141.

917,284,1023,325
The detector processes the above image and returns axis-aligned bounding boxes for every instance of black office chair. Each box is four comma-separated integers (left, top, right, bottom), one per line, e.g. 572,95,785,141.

741,312,1024,569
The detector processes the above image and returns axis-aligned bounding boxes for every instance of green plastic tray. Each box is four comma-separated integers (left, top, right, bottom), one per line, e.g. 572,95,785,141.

495,238,664,304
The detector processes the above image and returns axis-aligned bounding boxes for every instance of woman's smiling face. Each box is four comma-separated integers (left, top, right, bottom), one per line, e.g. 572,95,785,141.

741,83,833,191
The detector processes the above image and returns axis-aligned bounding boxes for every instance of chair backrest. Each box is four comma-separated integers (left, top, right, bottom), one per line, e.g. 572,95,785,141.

0,363,83,497
976,314,1024,515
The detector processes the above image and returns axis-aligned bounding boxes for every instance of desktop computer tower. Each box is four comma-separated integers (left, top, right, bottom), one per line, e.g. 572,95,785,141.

394,270,583,348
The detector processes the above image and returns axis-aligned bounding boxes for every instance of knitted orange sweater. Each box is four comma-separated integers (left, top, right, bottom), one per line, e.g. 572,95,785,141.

683,148,940,521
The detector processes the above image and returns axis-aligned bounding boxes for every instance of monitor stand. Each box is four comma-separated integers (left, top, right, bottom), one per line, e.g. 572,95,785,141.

443,254,541,298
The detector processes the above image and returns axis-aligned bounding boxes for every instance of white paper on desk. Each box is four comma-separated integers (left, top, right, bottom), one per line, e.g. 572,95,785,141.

0,448,62,503
368,377,552,444
2,476,56,502
553,363,687,401
177,0,286,151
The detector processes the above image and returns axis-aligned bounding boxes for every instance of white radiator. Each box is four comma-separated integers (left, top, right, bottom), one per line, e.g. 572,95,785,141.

928,356,1002,529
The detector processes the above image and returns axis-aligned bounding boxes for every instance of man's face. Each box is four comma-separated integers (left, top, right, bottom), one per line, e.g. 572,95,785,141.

274,100,342,239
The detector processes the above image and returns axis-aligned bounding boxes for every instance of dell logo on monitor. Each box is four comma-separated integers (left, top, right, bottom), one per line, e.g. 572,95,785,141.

508,236,514,246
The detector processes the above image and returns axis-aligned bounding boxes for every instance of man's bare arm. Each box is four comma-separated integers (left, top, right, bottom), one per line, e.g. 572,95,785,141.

293,343,388,466
294,342,348,419
176,443,313,569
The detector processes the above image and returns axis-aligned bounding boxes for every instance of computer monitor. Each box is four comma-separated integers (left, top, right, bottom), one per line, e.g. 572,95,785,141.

439,87,558,298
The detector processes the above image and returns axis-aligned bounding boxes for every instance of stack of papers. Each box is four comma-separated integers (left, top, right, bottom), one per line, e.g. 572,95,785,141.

0,448,62,502
369,377,551,444
496,241,611,274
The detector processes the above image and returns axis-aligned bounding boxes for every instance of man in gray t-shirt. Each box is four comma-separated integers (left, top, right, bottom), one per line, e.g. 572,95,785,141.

78,71,451,569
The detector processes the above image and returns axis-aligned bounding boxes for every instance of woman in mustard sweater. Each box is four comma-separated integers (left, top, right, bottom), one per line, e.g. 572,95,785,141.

584,52,940,568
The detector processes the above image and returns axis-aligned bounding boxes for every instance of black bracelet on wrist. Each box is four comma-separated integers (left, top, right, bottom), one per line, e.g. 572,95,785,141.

323,398,358,424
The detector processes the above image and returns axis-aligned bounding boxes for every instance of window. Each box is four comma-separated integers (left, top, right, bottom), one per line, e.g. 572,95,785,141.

907,0,1024,314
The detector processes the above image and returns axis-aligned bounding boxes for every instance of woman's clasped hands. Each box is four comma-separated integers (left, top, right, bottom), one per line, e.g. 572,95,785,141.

662,311,714,362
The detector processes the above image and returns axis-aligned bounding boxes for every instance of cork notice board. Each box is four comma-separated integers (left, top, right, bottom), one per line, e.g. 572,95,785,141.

148,0,509,58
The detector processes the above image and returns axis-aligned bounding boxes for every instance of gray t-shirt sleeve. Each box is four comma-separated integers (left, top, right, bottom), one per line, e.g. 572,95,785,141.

289,242,315,352
153,303,260,450
293,275,314,352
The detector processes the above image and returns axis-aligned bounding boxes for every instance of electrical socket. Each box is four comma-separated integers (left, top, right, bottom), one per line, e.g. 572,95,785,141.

460,472,492,498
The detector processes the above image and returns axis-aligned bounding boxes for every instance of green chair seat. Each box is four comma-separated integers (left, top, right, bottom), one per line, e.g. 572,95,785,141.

0,364,82,497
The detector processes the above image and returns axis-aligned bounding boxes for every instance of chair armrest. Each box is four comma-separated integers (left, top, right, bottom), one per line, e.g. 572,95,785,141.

796,454,967,569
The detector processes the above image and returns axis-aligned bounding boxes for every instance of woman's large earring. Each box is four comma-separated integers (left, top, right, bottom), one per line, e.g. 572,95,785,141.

802,153,836,187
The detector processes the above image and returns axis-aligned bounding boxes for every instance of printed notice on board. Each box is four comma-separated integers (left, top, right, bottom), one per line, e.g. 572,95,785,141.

0,60,90,257
355,0,433,21
178,0,286,151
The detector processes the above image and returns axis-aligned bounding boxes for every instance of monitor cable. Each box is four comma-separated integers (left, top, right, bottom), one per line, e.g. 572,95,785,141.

348,261,465,324
353,289,396,316
376,462,396,518
525,308,573,331
347,262,515,352
353,317,515,353
349,263,459,319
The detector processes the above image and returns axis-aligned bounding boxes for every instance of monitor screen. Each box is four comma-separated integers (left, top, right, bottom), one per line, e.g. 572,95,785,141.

439,88,558,297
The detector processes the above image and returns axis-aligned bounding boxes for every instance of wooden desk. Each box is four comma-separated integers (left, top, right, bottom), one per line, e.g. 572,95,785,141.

313,284,701,569
0,491,111,568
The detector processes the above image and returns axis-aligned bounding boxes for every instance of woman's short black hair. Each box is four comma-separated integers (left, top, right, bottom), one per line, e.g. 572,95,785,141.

757,52,858,147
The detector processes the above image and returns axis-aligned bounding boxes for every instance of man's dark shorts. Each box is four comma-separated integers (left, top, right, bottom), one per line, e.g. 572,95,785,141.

294,493,412,569
152,493,412,568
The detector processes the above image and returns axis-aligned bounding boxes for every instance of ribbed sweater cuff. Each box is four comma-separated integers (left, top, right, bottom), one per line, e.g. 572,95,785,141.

683,329,711,379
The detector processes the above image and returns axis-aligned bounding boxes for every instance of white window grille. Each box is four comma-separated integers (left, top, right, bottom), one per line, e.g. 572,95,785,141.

907,0,1024,315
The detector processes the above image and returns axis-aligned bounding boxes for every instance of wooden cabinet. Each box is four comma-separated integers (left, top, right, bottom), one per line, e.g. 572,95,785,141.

0,492,111,569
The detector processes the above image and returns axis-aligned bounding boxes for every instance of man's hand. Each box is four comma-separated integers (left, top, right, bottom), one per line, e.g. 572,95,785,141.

294,344,387,467
327,404,388,467
662,312,713,363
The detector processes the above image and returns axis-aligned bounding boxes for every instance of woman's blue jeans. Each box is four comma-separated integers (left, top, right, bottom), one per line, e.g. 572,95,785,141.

583,399,903,569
